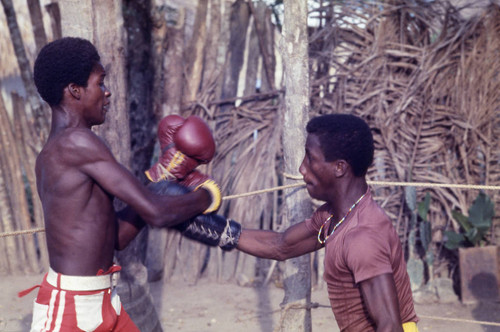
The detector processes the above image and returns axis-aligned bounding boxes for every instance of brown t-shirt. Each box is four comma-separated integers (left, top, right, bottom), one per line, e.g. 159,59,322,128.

305,189,418,331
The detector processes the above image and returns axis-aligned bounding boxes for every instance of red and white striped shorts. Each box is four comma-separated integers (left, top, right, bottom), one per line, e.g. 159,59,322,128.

29,267,139,332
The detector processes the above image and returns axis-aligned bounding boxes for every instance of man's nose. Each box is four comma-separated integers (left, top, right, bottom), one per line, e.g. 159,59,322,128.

299,160,306,176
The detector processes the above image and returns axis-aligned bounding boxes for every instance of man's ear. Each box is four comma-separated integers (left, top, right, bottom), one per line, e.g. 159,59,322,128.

67,83,81,100
332,160,348,177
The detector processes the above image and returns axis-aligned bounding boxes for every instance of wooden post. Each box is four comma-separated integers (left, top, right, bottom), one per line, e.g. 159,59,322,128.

279,0,313,331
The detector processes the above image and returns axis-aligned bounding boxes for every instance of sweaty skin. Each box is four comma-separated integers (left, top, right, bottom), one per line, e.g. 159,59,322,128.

36,63,211,276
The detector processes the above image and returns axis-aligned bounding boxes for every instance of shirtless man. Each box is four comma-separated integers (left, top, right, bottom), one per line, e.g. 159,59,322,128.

27,37,220,331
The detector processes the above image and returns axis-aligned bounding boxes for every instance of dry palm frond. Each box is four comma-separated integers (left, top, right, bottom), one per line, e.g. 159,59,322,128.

2,0,496,282
182,1,500,281
211,99,283,231
308,0,500,274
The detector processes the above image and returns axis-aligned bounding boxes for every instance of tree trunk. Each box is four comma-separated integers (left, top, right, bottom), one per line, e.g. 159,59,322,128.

0,92,25,274
0,0,49,274
123,0,156,183
219,0,250,115
150,1,173,119
44,2,62,39
279,1,313,331
26,0,47,54
0,90,40,274
183,0,208,105
160,5,185,118
243,14,259,97
145,1,183,283
257,2,276,92
1,0,49,146
12,92,48,271
248,1,275,91
200,0,222,97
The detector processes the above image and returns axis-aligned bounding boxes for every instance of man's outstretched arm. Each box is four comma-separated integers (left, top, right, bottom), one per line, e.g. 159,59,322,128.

237,222,321,261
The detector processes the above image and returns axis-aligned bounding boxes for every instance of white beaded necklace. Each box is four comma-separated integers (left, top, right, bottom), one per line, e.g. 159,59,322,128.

317,193,366,244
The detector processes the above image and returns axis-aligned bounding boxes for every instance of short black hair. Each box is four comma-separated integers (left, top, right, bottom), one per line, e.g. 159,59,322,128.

306,114,374,177
34,37,100,106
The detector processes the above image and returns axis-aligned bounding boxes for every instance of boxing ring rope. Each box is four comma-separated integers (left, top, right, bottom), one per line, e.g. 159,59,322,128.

223,178,500,200
271,302,500,332
2,179,500,327
0,227,46,237
274,302,500,328
2,179,500,238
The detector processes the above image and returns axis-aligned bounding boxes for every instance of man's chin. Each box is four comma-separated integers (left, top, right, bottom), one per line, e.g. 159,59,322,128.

306,187,326,202
305,186,315,198
100,112,107,123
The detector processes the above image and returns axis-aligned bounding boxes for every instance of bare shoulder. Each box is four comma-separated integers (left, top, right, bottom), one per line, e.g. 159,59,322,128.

36,127,120,193
40,128,115,167
62,128,113,160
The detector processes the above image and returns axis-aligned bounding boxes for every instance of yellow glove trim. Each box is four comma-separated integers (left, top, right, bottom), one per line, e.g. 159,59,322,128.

195,179,221,214
168,151,186,171
145,170,154,182
145,163,175,183
402,322,419,332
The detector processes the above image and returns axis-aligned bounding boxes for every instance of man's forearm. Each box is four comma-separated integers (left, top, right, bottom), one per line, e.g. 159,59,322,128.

116,206,145,250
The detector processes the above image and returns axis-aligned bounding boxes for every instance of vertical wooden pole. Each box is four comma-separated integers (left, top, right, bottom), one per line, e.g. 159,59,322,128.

279,0,313,331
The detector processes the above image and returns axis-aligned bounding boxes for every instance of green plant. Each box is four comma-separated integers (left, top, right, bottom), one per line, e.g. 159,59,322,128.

444,192,495,250
417,192,433,269
405,188,434,284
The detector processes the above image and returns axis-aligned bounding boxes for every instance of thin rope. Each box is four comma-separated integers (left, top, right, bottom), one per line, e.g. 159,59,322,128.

273,302,321,332
367,180,500,191
270,302,500,330
241,301,500,328
0,227,45,237
419,314,500,327
2,178,499,238
283,172,500,190
222,183,305,200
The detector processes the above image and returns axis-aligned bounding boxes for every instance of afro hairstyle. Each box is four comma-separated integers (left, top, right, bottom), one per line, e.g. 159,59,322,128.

34,37,101,106
306,113,374,177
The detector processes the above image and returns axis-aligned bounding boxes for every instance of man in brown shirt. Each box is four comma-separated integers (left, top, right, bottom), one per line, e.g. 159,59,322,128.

237,114,419,332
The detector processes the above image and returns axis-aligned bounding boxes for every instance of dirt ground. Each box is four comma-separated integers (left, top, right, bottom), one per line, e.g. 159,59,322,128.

2,273,500,332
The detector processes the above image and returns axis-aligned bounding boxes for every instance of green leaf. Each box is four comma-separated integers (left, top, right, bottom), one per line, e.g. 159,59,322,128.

468,192,495,229
444,231,466,250
409,211,417,230
419,220,432,251
451,209,471,233
417,192,431,221
465,228,480,246
408,226,417,248
405,186,417,211
425,251,434,266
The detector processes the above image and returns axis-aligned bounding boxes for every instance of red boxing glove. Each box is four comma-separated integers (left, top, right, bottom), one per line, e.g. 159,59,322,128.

145,115,216,182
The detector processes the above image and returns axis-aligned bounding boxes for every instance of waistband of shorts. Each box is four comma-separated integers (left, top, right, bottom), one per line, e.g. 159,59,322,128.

46,267,120,291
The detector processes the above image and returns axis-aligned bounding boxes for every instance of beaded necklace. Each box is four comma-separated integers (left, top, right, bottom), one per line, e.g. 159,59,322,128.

317,193,366,244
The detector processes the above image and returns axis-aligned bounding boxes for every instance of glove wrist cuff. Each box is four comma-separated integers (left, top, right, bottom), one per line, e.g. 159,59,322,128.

219,219,241,251
195,179,221,214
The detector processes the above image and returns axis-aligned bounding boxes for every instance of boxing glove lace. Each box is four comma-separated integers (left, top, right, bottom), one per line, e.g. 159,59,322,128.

148,180,240,250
